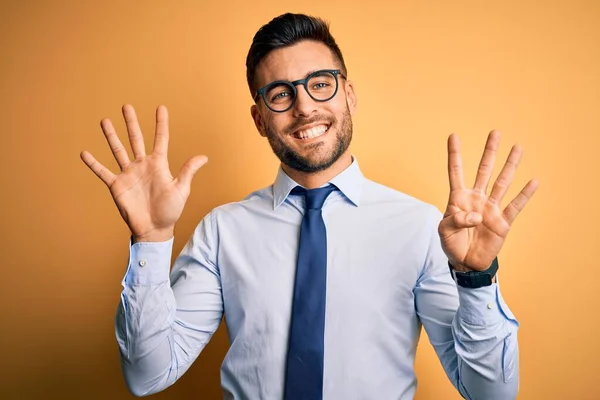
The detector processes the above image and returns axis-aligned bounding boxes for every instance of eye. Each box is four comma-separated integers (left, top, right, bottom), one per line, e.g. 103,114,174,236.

271,91,292,102
266,83,294,103
312,82,331,89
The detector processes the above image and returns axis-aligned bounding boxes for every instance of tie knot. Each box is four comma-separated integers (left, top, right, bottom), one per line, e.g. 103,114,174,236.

293,185,337,210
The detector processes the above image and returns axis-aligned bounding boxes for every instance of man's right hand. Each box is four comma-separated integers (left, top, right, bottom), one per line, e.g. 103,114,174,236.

80,104,208,242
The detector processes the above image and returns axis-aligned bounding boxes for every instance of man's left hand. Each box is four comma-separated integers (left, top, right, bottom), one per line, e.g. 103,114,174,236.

439,130,539,272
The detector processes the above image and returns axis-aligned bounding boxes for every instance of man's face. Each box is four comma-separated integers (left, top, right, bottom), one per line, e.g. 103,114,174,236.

251,40,357,173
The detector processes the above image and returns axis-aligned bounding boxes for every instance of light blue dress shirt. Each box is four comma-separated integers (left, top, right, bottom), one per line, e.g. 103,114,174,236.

116,158,519,400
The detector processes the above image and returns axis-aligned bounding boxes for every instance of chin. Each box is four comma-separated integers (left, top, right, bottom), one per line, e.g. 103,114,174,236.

291,149,347,173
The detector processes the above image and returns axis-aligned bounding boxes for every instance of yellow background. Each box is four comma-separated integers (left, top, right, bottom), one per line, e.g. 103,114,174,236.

1,1,598,399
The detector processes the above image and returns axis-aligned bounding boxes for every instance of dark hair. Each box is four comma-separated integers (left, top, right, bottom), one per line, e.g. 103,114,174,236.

245,13,347,96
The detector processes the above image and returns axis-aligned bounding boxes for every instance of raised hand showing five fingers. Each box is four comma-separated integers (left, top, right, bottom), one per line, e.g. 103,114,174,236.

80,105,208,242
438,130,538,272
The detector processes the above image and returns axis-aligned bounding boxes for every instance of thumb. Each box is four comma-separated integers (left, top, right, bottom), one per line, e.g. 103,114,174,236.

440,211,482,234
176,155,208,189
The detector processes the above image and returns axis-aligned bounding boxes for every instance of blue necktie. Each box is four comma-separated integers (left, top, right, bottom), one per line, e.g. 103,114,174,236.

284,185,337,400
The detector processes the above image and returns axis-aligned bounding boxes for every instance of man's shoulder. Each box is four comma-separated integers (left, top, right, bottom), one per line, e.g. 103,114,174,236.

209,184,274,216
362,177,442,217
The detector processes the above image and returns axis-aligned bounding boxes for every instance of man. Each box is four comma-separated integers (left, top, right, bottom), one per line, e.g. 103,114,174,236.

81,13,538,400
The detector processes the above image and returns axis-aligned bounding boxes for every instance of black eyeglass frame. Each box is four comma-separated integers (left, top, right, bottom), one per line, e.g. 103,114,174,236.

253,69,347,113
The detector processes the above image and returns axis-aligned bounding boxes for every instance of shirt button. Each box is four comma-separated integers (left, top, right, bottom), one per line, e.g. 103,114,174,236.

139,260,147,267
487,303,493,309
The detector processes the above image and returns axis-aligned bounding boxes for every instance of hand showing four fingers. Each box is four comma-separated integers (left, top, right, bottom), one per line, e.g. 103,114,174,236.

438,130,538,272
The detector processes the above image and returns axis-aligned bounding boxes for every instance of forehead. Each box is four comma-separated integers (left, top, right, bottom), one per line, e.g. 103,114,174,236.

256,40,338,85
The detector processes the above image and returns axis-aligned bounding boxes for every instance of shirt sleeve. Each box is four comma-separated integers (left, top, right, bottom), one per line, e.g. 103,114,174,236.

414,207,519,400
115,211,224,397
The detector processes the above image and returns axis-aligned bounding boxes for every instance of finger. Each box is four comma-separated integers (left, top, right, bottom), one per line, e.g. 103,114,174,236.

503,179,539,224
153,105,169,156
122,104,146,159
439,211,483,236
175,155,208,193
447,133,465,191
473,130,501,193
489,144,523,204
100,118,130,170
80,150,116,186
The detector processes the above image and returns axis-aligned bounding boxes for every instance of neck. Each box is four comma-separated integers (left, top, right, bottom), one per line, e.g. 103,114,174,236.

282,151,353,189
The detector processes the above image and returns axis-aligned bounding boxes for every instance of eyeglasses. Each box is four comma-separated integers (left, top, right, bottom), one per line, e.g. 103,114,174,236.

253,69,346,113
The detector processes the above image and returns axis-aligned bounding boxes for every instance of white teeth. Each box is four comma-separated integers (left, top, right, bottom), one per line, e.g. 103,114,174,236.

295,125,328,139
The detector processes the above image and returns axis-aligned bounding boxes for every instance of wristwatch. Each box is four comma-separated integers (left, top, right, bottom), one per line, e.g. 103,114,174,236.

448,258,499,288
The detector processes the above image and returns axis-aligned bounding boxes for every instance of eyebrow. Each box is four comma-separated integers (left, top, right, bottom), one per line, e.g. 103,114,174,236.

276,69,323,83
300,70,319,80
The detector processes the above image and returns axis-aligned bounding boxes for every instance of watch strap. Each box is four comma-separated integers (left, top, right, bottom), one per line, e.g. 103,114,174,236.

448,257,499,288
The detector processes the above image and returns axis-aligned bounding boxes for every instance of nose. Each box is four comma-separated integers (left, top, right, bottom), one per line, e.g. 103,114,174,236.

292,84,318,117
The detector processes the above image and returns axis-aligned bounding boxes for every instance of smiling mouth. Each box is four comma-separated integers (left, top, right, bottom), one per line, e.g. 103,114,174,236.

292,124,330,140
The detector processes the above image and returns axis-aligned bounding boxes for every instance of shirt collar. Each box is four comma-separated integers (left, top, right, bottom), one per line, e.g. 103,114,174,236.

272,157,364,209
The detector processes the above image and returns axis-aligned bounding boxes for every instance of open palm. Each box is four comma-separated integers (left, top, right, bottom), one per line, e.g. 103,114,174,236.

438,130,538,272
80,105,207,242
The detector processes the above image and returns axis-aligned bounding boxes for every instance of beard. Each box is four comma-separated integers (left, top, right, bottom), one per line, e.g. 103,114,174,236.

264,106,353,173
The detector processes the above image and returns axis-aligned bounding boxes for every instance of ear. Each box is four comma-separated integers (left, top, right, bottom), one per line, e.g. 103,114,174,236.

251,104,267,137
344,79,358,115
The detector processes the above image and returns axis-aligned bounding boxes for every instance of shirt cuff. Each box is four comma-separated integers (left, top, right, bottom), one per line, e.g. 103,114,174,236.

456,281,518,326
123,237,174,286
